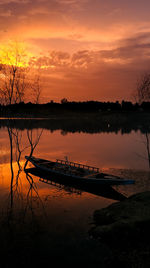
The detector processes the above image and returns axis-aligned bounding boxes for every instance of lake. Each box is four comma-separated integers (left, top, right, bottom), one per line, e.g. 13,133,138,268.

0,119,150,266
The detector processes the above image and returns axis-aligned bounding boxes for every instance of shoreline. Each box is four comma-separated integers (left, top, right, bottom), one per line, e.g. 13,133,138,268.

89,190,150,266
0,111,150,134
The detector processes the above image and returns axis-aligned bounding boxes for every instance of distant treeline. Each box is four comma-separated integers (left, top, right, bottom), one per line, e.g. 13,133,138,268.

1,110,150,134
1,100,150,117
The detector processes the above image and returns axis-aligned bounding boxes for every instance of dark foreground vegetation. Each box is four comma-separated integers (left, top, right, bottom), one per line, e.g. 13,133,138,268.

1,100,150,117
90,191,150,267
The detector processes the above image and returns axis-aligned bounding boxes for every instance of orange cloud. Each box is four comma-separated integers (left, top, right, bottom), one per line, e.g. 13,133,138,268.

1,0,150,102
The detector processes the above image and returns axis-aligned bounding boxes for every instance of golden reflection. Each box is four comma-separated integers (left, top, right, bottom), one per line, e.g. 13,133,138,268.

0,162,27,189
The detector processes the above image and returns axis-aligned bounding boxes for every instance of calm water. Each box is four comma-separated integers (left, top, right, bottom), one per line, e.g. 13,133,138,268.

0,120,150,265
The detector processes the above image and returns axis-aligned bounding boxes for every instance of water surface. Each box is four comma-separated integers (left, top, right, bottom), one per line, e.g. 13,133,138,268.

0,120,150,265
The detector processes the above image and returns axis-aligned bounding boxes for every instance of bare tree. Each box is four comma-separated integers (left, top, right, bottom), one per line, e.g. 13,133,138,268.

29,58,43,104
31,71,42,104
24,129,43,170
0,41,43,105
0,41,29,105
133,72,150,169
135,72,150,104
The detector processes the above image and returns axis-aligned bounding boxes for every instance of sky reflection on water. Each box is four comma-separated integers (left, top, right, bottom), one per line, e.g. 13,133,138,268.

0,123,150,265
0,127,149,170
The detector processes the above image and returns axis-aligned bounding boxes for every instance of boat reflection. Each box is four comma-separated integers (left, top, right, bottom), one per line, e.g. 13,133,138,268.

25,167,126,201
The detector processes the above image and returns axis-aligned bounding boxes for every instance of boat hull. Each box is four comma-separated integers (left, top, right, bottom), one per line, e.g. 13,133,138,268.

26,167,127,201
25,156,135,186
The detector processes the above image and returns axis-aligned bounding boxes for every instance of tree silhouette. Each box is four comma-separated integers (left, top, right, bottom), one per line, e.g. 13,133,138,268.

135,72,150,103
0,41,29,105
0,41,43,105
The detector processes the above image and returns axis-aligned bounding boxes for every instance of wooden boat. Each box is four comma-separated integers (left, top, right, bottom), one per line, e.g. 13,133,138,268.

25,156,135,186
25,167,127,201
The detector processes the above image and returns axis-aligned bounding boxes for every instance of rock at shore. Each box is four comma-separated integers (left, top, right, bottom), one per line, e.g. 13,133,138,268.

90,191,150,266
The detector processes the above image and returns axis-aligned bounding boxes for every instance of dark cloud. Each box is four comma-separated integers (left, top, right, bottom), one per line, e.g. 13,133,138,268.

29,51,70,68
31,31,150,102
97,32,150,65
30,31,150,70
0,0,29,4
71,50,94,67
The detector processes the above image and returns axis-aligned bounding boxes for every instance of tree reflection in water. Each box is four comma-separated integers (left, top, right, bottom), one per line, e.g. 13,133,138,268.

136,132,150,170
145,133,150,169
1,123,46,266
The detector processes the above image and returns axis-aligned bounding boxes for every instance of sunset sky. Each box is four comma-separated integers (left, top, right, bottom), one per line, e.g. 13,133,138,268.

1,0,150,102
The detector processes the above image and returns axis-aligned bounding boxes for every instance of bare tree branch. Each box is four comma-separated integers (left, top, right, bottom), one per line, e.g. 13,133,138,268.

135,72,150,103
